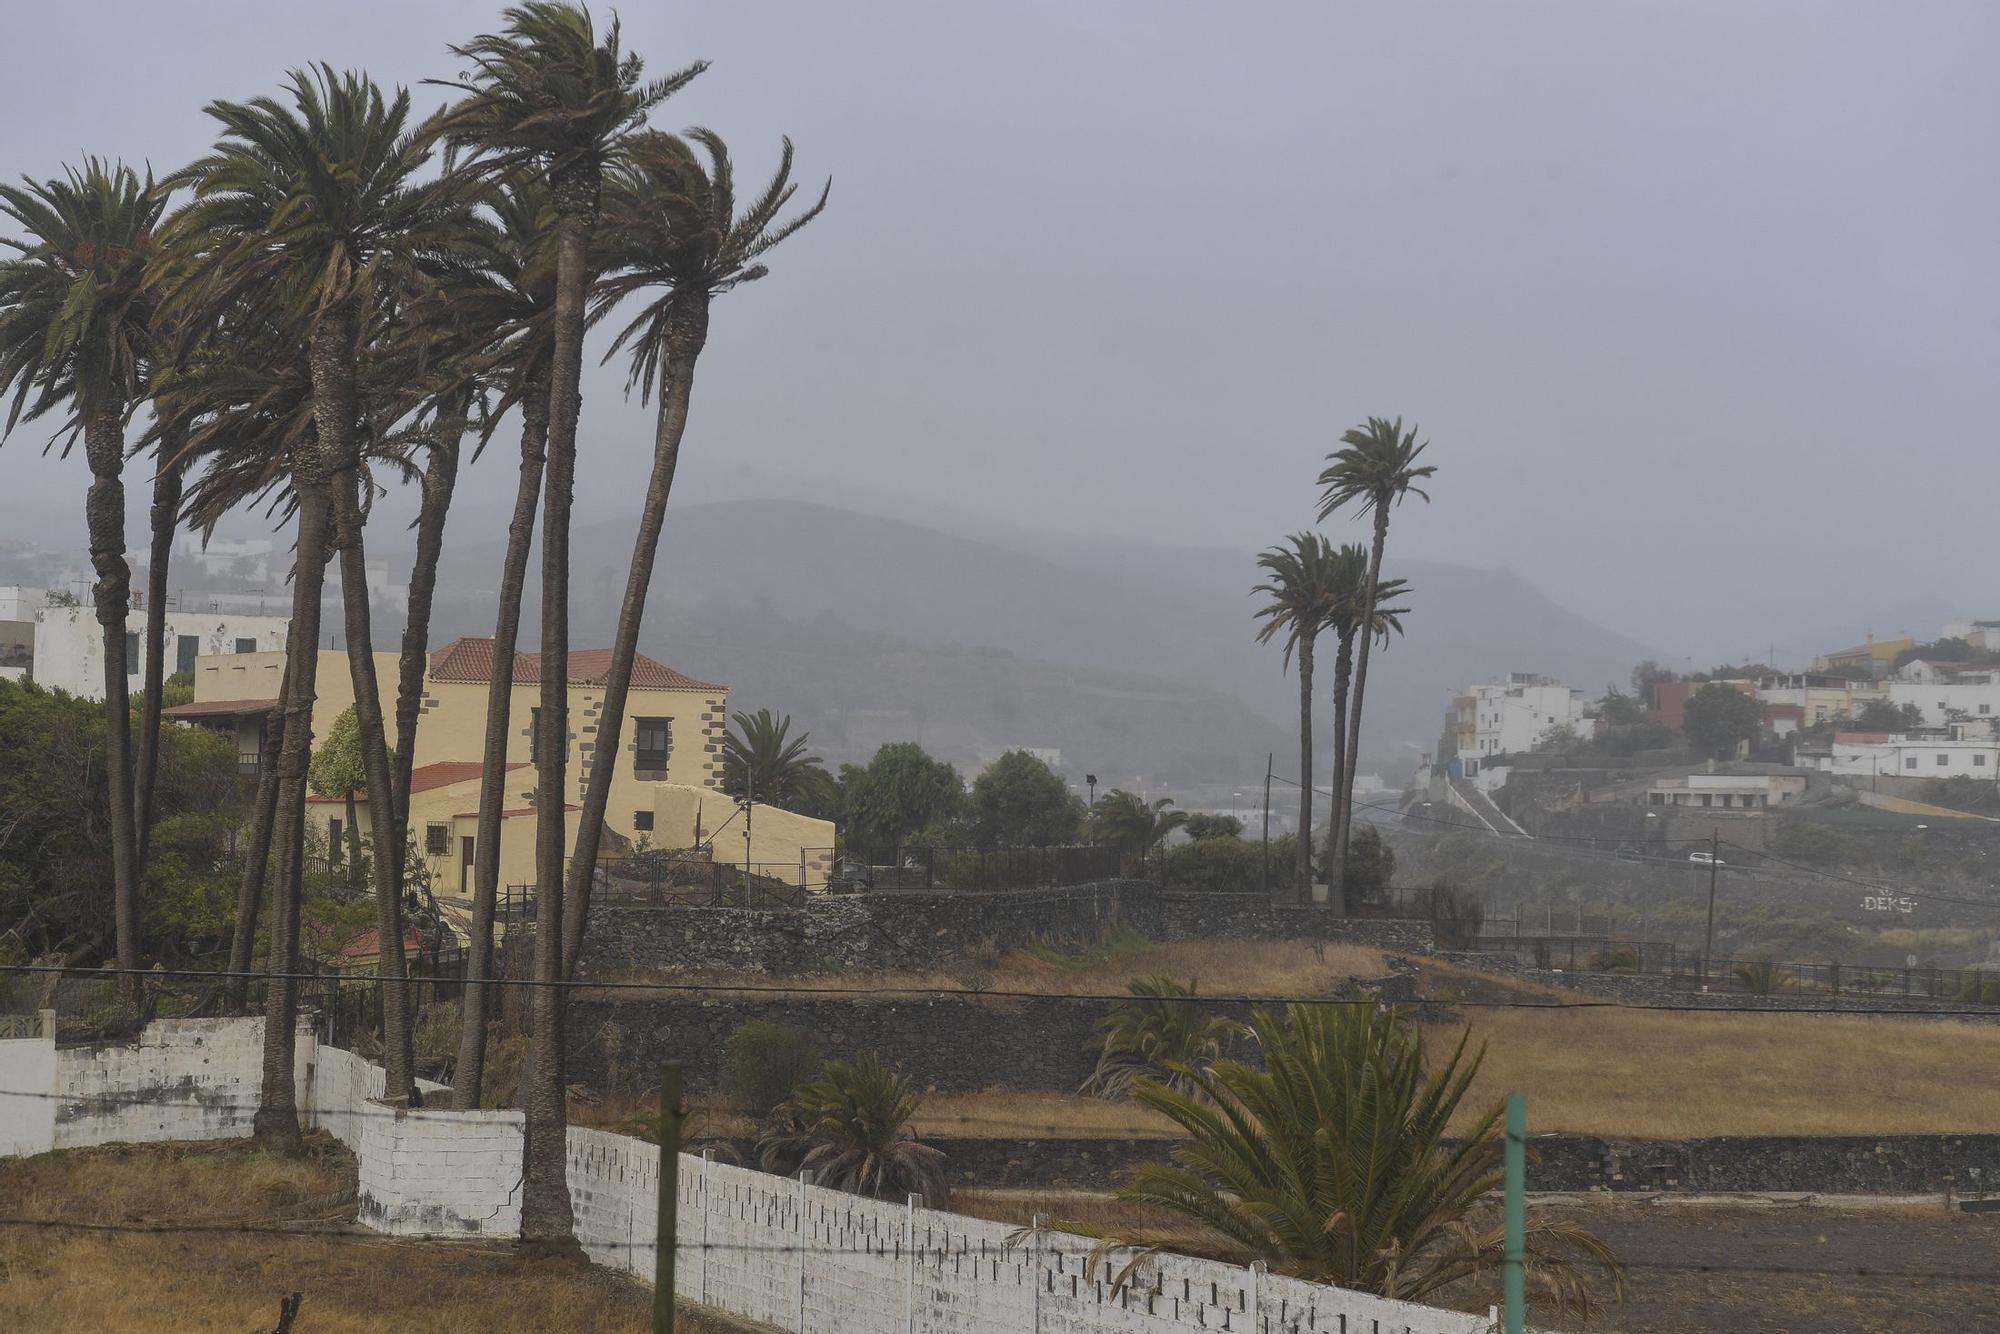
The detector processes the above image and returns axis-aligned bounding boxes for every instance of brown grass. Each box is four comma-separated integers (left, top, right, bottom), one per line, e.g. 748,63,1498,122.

585,939,1387,1002
1446,1007,2000,1138
0,1139,755,1333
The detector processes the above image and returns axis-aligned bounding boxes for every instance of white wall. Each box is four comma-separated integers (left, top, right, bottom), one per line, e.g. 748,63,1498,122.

1886,681,2000,727
0,1012,55,1155
30,606,288,700
1,1019,1487,1334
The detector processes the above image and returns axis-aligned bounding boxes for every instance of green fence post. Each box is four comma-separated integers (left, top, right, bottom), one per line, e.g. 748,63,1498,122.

1504,1093,1525,1334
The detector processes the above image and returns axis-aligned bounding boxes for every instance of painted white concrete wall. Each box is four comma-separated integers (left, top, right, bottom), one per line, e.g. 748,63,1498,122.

1,1019,1487,1334
1886,680,2000,727
0,1012,55,1155
30,606,287,700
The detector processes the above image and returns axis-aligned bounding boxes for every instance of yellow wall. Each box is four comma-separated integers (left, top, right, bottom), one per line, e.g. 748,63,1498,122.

649,783,835,888
195,647,728,851
311,773,581,901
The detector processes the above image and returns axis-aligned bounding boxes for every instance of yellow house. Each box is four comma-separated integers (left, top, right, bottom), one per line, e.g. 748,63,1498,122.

169,636,734,892
1813,634,1913,678
649,782,835,887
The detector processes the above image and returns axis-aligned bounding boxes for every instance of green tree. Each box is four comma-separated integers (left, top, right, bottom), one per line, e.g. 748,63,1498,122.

1094,790,1188,858
968,750,1083,848
1252,533,1340,896
1181,812,1244,841
1597,687,1647,727
844,742,964,852
1079,1003,1622,1316
1682,683,1763,759
758,1052,947,1206
306,707,375,896
1317,417,1435,912
721,708,835,812
1317,821,1395,909
0,160,170,995
432,4,704,1239
559,129,827,979
1079,977,1246,1099
1853,698,1923,731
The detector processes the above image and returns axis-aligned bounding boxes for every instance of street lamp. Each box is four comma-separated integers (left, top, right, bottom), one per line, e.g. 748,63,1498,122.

1085,774,1098,843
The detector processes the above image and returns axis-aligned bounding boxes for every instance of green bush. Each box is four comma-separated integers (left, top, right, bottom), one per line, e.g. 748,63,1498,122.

725,1021,820,1119
1426,877,1484,950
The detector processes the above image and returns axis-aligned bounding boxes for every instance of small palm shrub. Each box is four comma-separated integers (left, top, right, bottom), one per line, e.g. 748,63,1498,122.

1583,945,1638,974
1956,969,2000,1004
757,1052,946,1205
1732,958,1787,996
1426,877,1484,950
1079,977,1246,1099
725,1021,820,1119
1069,1003,1623,1319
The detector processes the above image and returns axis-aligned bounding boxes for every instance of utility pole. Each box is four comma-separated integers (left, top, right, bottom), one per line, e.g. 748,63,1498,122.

742,775,754,898
1261,752,1273,897
654,1064,683,1334
1701,829,1720,987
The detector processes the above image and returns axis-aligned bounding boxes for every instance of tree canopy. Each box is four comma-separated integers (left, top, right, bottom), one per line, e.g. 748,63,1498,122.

967,750,1081,848
842,742,964,852
1682,683,1763,759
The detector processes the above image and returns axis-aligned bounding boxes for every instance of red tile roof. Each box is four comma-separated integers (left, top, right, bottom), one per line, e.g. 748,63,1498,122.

163,698,281,719
306,760,527,803
427,636,722,692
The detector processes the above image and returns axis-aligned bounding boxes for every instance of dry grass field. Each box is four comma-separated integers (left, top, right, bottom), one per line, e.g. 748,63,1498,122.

0,1138,745,1333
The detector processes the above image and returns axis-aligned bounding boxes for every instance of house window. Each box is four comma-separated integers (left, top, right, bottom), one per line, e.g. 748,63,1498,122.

1977,754,1989,768
1700,794,1712,807
1983,704,1992,715
1905,757,1918,770
1718,794,1732,808
633,810,654,833
425,823,450,856
124,631,139,664
236,637,257,654
176,633,199,676
634,717,670,773
1938,753,1950,766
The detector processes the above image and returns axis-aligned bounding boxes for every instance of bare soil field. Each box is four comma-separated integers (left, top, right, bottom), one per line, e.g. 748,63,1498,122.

0,1138,751,1333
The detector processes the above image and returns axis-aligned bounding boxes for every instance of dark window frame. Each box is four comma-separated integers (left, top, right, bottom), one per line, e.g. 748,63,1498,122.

634,716,671,773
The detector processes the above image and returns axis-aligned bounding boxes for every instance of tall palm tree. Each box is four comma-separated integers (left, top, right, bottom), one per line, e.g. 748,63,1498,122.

721,707,834,812
560,130,827,977
1324,549,1409,873
453,177,559,1112
0,160,169,997
161,66,464,1130
431,5,703,1239
133,436,186,878
1076,1003,1621,1317
1252,533,1339,899
1317,417,1435,912
1093,790,1188,859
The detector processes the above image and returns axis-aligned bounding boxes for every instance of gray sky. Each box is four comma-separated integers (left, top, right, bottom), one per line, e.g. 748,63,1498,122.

2,1,1996,663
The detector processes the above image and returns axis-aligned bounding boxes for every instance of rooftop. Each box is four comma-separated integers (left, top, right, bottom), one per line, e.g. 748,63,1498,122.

162,697,281,719
427,636,723,693
307,760,527,803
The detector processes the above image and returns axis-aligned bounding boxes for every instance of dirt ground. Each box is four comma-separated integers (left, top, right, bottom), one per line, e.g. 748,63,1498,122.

1478,1198,2000,1332
0,1138,754,1333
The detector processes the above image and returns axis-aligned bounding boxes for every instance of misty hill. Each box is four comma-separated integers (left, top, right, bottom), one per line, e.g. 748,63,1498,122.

426,499,1658,785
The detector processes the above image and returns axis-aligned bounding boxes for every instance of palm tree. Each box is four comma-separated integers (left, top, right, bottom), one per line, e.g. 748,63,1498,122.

1079,977,1245,1099
0,160,169,998
757,1052,947,1206
1252,533,1339,899
1324,549,1409,874
721,707,835,812
431,4,704,1240
1317,417,1435,912
558,130,827,979
161,67,464,1130
1078,1003,1622,1318
1093,790,1188,863
133,437,186,879
453,177,559,1112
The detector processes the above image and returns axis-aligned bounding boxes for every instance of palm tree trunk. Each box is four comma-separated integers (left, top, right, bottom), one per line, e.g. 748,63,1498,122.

390,399,470,884
135,448,184,877
1332,513,1391,915
559,296,708,981
82,403,142,1000
225,664,288,1014
455,375,548,1111
313,308,415,1102
1294,635,1315,903
1329,627,1355,891
255,489,334,1154
343,789,365,894
521,176,594,1244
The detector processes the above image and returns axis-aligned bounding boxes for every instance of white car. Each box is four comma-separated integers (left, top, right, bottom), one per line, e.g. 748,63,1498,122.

1687,850,1726,866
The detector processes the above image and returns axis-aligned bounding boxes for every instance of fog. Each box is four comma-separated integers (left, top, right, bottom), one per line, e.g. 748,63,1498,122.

3,1,1996,666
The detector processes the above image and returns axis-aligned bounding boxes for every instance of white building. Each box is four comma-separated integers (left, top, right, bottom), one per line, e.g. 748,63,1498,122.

1823,730,2000,780
175,533,274,583
1886,676,2000,727
31,605,288,700
1453,673,1591,763
1941,620,2000,653
0,585,48,623
1645,772,1808,810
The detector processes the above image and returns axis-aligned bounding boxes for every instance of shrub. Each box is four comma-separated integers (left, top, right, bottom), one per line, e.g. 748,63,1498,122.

725,1021,820,1119
1080,977,1246,1099
1584,945,1638,973
1732,958,1787,996
757,1051,946,1205
1426,878,1485,950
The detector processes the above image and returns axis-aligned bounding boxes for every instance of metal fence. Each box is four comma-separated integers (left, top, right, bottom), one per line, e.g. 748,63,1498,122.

838,843,1124,893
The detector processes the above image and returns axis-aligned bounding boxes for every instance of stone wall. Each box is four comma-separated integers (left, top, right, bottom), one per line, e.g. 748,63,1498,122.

579,881,1434,979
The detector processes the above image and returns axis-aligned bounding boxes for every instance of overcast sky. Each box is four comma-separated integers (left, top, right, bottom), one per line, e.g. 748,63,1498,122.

2,1,1996,663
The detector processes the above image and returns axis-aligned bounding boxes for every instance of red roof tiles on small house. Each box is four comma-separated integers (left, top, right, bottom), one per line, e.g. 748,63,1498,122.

306,760,527,803
162,697,282,719
427,636,722,692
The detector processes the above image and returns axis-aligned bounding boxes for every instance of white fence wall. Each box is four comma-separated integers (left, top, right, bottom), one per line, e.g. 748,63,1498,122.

0,1017,1491,1334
